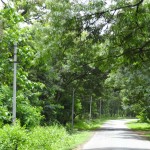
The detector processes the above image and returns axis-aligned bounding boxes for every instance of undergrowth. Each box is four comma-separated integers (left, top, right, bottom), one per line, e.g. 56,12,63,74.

127,120,150,131
0,117,109,150
74,117,107,130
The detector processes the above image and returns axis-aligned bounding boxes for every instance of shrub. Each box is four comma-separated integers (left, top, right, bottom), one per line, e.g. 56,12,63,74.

0,122,90,150
0,121,29,150
137,107,150,123
0,123,74,150
17,104,43,128
27,125,72,150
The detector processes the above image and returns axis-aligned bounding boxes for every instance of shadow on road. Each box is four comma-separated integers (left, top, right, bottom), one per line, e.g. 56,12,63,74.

94,127,148,141
95,128,131,131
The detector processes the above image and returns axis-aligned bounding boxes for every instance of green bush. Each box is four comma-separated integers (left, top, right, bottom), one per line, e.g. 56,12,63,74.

27,125,72,150
0,121,29,150
0,119,94,150
0,123,78,150
17,104,43,128
74,120,91,130
137,107,150,123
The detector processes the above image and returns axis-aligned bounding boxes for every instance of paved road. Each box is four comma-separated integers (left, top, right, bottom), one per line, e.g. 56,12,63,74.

81,119,150,150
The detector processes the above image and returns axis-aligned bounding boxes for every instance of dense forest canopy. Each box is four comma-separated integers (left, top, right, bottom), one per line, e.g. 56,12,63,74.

0,0,150,127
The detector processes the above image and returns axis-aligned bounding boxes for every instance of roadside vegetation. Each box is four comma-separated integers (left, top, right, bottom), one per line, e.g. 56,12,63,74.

1,0,150,149
127,120,150,140
0,117,108,150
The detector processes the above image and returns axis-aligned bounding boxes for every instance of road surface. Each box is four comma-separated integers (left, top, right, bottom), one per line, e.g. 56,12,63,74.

81,119,150,150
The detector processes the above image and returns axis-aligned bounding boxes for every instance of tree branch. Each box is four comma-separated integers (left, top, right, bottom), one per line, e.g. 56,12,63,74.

1,0,6,6
78,0,144,20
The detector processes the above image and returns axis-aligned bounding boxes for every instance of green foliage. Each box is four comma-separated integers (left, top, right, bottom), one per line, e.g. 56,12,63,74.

0,121,28,150
127,120,150,140
69,131,91,150
137,107,150,123
17,104,43,128
1,0,150,127
74,118,107,130
0,4,44,126
127,120,150,131
0,85,12,125
28,125,72,150
0,122,91,150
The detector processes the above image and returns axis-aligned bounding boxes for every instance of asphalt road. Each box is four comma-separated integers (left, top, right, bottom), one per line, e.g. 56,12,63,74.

81,119,150,150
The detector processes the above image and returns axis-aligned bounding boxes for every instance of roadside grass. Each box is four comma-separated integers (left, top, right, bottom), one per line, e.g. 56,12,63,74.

66,131,91,150
67,117,109,149
74,117,108,131
127,120,150,139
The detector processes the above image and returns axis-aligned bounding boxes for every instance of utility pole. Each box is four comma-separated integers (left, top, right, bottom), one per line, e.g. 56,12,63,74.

89,96,92,120
71,88,75,130
12,42,17,124
99,99,102,118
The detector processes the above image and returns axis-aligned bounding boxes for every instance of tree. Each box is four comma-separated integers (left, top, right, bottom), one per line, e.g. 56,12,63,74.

0,3,44,127
1,0,150,126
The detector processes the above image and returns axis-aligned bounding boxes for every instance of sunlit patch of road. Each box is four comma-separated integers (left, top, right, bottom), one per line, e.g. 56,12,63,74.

81,119,150,150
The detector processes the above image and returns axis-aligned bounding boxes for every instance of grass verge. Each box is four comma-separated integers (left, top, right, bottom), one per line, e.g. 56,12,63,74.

70,117,109,149
67,131,92,150
74,117,108,131
127,120,150,140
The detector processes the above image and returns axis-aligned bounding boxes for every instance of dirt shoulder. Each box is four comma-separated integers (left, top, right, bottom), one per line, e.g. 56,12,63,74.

133,130,150,140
